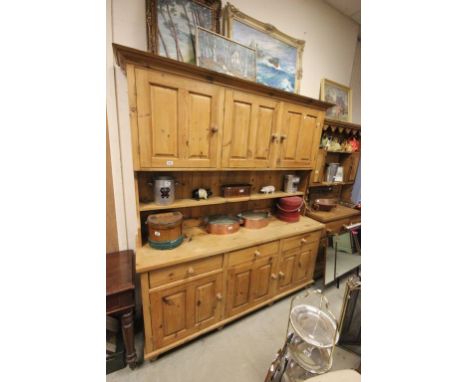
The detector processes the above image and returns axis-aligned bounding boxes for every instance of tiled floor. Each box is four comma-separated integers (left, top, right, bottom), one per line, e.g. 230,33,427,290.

107,279,360,382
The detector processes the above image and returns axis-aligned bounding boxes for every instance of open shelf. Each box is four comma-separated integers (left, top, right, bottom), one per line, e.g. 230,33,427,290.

309,182,354,188
139,191,304,212
136,216,323,272
323,150,356,155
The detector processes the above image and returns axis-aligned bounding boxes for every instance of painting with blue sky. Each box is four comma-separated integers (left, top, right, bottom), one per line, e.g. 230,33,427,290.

231,20,298,92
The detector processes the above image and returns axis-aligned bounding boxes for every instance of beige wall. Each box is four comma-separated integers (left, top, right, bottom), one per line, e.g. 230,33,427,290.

350,39,361,124
106,0,360,249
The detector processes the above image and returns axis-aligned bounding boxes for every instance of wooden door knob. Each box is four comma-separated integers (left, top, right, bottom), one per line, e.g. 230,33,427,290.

210,126,219,133
278,271,285,278
216,293,223,301
271,273,278,280
271,133,279,141
301,238,308,244
254,250,261,257
187,267,195,276
280,134,287,141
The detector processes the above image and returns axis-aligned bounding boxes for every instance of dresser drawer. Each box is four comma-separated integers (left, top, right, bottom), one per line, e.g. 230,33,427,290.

227,241,279,267
324,218,351,235
149,255,223,288
281,231,321,252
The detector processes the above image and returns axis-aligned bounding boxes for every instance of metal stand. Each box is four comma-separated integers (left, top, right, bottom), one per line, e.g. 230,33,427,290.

264,289,340,382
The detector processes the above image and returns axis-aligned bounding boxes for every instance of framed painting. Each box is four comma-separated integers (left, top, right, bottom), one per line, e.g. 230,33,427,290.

320,79,352,122
196,27,256,81
146,0,221,64
223,3,305,93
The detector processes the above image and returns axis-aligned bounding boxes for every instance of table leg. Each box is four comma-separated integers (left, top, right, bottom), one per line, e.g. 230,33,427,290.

121,310,137,369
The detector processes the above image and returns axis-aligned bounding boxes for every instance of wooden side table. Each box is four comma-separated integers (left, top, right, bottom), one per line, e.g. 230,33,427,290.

106,250,137,369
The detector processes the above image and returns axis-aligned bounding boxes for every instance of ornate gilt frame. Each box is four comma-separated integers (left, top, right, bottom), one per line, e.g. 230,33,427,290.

223,2,305,93
320,78,352,122
146,0,221,56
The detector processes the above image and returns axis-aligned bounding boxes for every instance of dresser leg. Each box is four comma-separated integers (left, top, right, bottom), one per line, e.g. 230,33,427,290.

121,310,137,369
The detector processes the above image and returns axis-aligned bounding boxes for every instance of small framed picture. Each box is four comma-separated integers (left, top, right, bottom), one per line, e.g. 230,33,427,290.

196,26,256,81
320,79,352,122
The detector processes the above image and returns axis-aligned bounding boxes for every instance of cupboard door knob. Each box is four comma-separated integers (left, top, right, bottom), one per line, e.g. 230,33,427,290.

187,267,195,276
216,293,223,301
271,133,279,141
254,250,261,257
301,238,308,244
271,273,278,280
279,271,285,278
280,134,287,141
210,126,219,133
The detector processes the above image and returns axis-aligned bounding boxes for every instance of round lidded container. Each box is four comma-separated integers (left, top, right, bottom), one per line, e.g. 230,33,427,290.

153,176,175,205
147,212,183,250
277,196,304,223
278,196,303,209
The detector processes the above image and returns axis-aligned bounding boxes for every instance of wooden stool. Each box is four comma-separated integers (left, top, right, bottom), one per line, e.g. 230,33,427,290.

106,250,137,369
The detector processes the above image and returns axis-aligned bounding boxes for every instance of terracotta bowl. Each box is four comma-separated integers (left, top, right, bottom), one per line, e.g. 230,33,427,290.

313,198,337,211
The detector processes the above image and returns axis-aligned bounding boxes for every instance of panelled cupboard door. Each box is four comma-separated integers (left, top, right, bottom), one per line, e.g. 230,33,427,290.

277,250,297,293
225,262,253,318
192,274,223,330
150,273,223,348
251,258,276,304
225,257,276,317
222,90,279,168
135,68,224,168
277,103,324,168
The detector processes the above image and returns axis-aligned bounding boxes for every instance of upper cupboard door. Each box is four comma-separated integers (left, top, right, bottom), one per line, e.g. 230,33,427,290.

222,90,279,168
277,103,323,168
135,68,224,168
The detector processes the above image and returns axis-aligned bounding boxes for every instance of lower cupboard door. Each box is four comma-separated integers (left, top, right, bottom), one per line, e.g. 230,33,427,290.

192,273,223,330
293,251,313,284
150,283,191,348
251,260,275,304
226,263,254,318
150,273,223,349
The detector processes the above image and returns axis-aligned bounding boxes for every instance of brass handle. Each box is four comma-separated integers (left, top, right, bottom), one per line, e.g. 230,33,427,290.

210,126,219,133
254,250,261,257
279,271,285,278
216,293,223,301
187,267,195,276
271,273,278,280
301,238,308,244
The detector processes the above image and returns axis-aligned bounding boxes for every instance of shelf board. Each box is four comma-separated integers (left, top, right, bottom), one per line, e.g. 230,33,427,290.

323,150,355,155
309,182,354,188
139,191,304,211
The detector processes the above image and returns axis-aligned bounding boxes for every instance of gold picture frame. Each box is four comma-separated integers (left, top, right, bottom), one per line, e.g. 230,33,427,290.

320,79,352,122
223,3,305,93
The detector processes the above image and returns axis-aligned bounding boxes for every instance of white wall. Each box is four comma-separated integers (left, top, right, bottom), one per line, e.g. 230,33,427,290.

107,0,361,249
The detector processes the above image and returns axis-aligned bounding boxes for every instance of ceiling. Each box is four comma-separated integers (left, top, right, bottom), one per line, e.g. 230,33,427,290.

323,0,361,24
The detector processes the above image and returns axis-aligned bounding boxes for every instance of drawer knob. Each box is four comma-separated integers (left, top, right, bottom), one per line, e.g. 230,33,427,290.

271,273,278,280
254,250,261,257
216,293,223,301
280,134,287,141
187,267,195,276
210,126,219,133
279,271,285,278
301,238,308,244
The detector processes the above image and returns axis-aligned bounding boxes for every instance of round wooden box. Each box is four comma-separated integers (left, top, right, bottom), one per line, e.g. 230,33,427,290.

147,212,183,250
